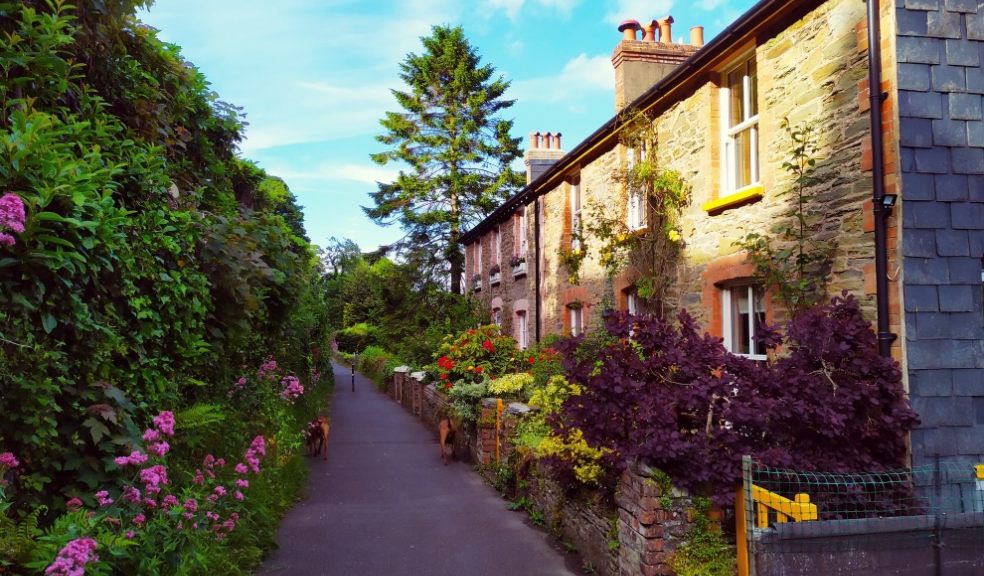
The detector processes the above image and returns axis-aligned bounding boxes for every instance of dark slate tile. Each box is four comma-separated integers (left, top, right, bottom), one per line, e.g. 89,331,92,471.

912,396,975,427
944,0,979,12
900,36,942,64
949,254,984,281
956,427,984,457
905,0,940,9
948,93,984,120
969,175,984,201
911,200,952,227
969,66,984,94
904,228,940,257
969,224,984,256
902,172,937,199
932,117,969,145
917,311,982,338
915,146,951,173
939,284,975,311
970,121,984,147
911,368,953,395
977,398,984,424
899,7,930,35
902,117,935,147
957,369,984,394
935,174,969,200
905,91,945,118
910,428,962,459
906,284,940,310
951,200,982,227
945,39,981,66
968,10,984,41
931,64,967,91
904,256,951,284
937,229,971,255
902,147,916,172
899,63,933,91
928,8,963,37
951,147,984,173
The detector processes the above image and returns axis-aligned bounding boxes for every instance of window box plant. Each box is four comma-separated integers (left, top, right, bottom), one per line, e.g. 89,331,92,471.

510,255,526,276
471,273,481,291
489,264,501,285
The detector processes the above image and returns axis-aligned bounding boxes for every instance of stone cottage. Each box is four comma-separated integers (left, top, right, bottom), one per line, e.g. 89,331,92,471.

461,0,983,469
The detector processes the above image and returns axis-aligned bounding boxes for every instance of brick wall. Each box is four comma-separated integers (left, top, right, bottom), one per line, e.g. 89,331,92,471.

895,0,984,467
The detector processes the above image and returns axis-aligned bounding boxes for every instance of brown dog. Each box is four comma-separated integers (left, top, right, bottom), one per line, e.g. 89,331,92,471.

438,416,455,465
307,416,330,460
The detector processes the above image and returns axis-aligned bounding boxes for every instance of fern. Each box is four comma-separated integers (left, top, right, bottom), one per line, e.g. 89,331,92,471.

175,403,227,431
0,504,44,566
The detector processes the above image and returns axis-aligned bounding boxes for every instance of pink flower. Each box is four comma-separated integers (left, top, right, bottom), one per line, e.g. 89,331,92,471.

244,449,260,473
114,451,148,467
250,436,267,457
143,498,157,509
162,495,179,509
152,411,175,436
95,491,113,507
66,497,83,510
133,513,146,526
183,498,198,512
234,490,244,501
257,357,278,380
147,441,170,457
122,486,141,503
0,452,18,469
0,233,14,247
125,530,136,539
235,376,247,388
139,465,168,494
213,485,227,497
280,375,304,403
44,537,98,576
0,193,25,247
235,478,249,489
142,429,160,443
193,469,205,485
234,463,248,475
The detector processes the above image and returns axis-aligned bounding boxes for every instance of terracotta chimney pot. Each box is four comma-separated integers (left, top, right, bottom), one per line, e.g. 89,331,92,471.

657,16,674,43
553,133,562,149
690,26,704,47
530,131,540,149
642,20,658,42
618,19,641,41
543,132,554,149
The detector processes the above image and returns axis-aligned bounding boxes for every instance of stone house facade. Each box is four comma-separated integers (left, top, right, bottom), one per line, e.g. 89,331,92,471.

462,0,983,467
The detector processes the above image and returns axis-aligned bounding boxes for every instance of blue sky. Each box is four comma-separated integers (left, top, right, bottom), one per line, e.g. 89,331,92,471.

139,0,757,252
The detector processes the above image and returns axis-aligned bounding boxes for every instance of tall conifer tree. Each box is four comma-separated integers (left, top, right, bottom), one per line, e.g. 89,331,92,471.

366,25,523,294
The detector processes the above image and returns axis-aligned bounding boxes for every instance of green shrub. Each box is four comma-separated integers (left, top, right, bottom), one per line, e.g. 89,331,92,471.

335,323,378,353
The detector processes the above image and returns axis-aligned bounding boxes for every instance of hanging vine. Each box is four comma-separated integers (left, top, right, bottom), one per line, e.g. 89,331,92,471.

560,108,691,303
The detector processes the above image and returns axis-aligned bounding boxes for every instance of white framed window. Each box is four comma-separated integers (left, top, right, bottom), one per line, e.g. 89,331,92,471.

627,292,639,315
476,241,483,275
516,311,528,350
722,284,767,359
493,226,501,265
570,182,581,252
626,143,648,230
569,306,583,337
492,308,502,327
720,57,759,193
517,210,528,257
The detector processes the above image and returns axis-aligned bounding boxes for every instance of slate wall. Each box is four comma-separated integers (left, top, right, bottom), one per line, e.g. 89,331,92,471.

895,0,984,467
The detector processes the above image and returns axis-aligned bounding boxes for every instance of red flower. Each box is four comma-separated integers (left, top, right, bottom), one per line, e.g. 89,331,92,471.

468,329,476,335
439,373,447,380
437,355,454,370
475,366,483,374
527,356,536,364
482,340,494,352
444,382,453,391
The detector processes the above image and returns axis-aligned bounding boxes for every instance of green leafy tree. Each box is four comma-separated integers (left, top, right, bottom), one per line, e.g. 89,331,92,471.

366,24,524,293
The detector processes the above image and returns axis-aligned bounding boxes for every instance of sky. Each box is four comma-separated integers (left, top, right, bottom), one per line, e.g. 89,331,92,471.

139,0,758,252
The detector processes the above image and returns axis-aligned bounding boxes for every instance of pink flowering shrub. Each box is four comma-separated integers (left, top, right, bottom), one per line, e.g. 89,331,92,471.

0,192,26,247
229,356,306,406
44,537,100,576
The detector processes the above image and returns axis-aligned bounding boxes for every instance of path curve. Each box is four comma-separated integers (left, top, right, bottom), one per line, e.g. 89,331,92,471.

258,362,576,576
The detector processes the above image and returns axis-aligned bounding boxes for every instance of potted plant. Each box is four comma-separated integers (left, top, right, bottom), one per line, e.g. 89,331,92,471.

509,254,526,275
489,264,501,284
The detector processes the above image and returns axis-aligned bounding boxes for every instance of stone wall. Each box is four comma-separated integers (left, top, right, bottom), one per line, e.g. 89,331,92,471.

894,0,984,468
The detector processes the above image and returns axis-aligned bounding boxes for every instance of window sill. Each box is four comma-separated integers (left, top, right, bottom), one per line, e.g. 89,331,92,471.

490,274,501,286
702,184,764,214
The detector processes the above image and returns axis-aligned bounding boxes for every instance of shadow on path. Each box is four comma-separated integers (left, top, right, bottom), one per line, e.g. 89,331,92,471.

258,362,576,576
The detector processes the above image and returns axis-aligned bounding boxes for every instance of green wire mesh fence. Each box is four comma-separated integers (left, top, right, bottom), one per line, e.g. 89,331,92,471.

740,456,984,576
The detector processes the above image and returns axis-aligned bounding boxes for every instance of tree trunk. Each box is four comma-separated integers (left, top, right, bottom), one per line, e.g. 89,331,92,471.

449,189,461,294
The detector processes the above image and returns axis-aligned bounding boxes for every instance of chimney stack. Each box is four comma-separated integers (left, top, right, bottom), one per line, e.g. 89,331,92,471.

611,15,703,111
524,130,565,184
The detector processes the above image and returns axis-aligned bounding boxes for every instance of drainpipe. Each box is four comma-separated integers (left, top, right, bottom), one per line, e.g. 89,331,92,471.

867,0,896,357
534,197,542,343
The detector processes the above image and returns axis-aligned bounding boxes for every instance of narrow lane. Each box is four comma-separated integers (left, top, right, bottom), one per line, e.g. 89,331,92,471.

259,362,576,576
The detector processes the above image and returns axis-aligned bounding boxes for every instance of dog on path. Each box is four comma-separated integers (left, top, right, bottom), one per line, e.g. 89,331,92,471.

438,416,455,465
307,416,330,460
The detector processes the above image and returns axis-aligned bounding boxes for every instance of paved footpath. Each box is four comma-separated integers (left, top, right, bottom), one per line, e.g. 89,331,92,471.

258,362,576,576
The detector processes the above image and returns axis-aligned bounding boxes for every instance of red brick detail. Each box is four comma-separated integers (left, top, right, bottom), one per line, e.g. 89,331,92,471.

862,199,875,233
700,253,757,339
863,262,876,295
860,136,873,172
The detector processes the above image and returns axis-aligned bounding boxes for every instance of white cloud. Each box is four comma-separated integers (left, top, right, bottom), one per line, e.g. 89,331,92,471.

511,53,613,103
484,0,579,20
266,163,400,186
604,0,675,25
